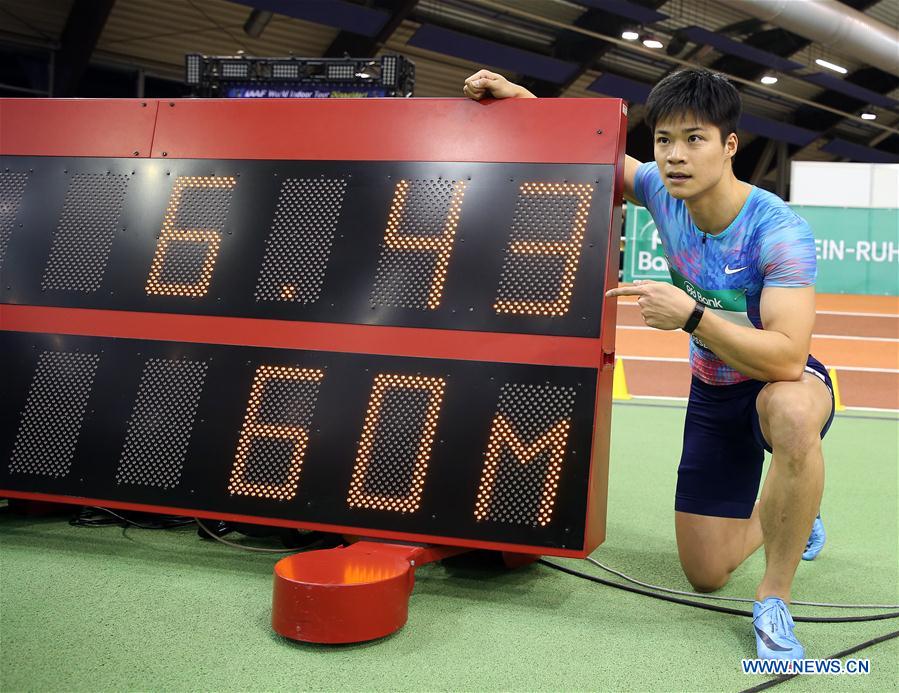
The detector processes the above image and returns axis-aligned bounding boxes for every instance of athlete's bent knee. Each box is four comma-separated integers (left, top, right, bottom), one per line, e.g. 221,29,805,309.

688,573,730,593
758,387,819,458
682,565,731,593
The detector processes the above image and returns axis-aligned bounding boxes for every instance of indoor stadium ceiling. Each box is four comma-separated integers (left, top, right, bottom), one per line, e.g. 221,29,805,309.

1,0,897,183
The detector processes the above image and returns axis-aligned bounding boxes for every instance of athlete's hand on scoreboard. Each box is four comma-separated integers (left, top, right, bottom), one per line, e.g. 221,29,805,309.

463,70,528,100
605,280,695,331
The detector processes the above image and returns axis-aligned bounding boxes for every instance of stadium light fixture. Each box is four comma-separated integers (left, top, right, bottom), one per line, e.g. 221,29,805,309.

815,58,847,74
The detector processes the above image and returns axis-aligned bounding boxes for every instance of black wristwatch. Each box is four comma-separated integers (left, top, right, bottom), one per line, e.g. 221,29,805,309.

683,302,705,333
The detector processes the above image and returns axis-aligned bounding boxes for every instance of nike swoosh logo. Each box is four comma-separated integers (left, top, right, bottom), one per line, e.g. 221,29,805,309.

724,265,747,274
754,626,794,652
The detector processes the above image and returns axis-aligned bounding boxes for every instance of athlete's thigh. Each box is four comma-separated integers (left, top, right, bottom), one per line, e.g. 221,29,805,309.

675,510,754,586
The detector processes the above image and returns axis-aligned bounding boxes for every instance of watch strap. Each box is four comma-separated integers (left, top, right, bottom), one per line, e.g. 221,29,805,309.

683,302,705,333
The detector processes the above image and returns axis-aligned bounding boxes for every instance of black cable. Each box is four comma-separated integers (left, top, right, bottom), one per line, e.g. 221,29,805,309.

70,506,194,530
586,556,899,609
71,506,336,552
738,629,899,692
538,560,899,623
195,517,298,554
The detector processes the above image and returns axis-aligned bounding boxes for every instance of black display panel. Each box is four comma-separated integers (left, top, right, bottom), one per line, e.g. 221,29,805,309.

0,158,612,338
0,332,597,550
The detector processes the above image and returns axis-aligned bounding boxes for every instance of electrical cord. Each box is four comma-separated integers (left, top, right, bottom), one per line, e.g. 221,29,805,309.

539,559,899,623
738,629,899,692
70,507,330,554
71,506,195,530
194,517,306,554
549,559,898,691
586,557,899,610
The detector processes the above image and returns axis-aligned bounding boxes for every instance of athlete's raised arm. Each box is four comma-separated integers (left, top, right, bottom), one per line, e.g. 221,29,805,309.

462,69,642,204
462,69,534,100
604,280,814,383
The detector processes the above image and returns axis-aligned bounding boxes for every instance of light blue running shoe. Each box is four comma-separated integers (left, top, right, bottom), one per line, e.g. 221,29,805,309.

752,597,805,660
802,514,826,561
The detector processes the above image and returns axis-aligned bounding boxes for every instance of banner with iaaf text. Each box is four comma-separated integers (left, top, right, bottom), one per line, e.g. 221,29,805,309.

623,204,899,296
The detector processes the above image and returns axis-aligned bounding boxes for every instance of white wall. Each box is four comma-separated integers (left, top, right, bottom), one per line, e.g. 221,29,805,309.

790,162,899,208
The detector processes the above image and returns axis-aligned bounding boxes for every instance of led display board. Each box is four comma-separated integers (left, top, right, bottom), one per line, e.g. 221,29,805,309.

0,98,626,557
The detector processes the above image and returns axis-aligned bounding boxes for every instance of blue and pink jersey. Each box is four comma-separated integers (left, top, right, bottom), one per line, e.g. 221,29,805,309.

633,161,818,385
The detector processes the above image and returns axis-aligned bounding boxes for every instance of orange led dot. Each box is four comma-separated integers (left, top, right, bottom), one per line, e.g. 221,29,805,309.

495,182,594,317
474,412,571,526
377,180,467,311
227,365,324,501
145,176,237,298
346,374,446,514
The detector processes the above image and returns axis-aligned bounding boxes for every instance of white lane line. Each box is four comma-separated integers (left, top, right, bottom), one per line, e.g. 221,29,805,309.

618,395,898,414
618,302,898,320
618,355,688,363
816,310,899,319
840,405,899,414
813,334,899,342
617,355,899,374
616,325,899,342
629,395,687,402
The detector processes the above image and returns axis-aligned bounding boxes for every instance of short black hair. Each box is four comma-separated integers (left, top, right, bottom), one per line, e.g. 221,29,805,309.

645,68,741,143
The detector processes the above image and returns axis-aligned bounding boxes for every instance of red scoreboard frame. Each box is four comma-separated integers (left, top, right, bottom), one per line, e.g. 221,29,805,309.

0,97,626,558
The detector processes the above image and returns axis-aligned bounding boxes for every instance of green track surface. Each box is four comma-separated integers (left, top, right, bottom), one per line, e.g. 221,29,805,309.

2,403,897,692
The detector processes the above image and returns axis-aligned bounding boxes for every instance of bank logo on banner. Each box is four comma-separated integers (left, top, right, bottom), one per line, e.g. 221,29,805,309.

623,204,670,282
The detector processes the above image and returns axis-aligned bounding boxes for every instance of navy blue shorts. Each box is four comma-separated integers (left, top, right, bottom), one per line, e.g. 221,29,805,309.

675,355,835,519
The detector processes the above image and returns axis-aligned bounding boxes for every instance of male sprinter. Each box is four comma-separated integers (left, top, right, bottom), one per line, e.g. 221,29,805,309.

463,68,833,660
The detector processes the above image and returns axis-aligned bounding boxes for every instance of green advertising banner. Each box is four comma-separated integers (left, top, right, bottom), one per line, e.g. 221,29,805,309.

623,204,670,283
622,203,899,296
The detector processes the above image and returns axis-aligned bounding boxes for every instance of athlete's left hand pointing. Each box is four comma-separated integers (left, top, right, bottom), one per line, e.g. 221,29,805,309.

606,280,696,331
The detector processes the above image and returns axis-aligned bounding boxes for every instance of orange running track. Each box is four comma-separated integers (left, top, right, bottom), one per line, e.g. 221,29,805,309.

613,293,899,410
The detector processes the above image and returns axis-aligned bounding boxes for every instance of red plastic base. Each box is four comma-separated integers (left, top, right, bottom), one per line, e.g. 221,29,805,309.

272,541,466,643
501,551,541,569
